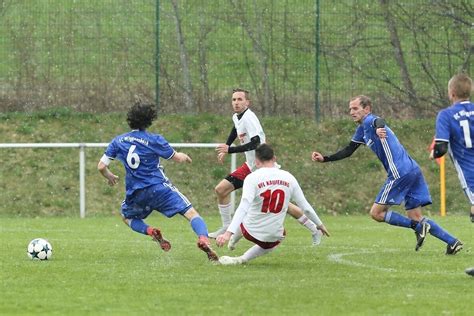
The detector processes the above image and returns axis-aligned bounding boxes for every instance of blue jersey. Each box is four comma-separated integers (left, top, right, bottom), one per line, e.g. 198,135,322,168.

435,100,474,189
352,113,418,179
103,130,175,197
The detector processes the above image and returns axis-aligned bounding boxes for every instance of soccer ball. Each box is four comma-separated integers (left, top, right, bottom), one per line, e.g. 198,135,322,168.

27,238,52,260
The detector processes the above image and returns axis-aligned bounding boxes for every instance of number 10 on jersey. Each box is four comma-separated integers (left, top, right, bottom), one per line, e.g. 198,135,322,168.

260,189,285,213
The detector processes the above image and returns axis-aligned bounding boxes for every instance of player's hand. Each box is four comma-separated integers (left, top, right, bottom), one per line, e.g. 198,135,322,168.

317,224,330,237
107,174,119,186
173,152,192,163
216,144,229,154
311,151,324,162
217,152,226,164
216,231,232,247
429,149,434,160
376,127,387,139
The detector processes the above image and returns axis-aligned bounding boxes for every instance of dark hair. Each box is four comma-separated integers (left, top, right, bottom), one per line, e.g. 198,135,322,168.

449,73,472,99
126,102,157,130
255,144,274,162
351,95,372,109
232,88,250,100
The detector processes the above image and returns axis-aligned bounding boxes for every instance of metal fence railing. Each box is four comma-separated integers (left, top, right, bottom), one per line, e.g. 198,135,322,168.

0,1,471,119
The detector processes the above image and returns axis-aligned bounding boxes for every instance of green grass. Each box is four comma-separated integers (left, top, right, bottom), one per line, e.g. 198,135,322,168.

1,214,472,315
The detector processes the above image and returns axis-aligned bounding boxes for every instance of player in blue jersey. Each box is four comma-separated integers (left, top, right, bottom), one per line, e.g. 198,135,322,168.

97,102,218,261
311,95,463,255
430,73,474,223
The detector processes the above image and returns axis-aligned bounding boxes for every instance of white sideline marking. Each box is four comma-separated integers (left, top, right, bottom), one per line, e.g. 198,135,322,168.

327,249,461,275
328,251,396,272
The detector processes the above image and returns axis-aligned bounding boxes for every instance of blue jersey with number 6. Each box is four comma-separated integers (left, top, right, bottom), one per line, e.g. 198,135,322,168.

104,130,175,197
435,101,474,189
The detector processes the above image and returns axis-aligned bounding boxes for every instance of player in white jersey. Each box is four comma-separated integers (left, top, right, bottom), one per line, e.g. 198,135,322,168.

210,88,323,246
431,73,474,222
216,144,330,265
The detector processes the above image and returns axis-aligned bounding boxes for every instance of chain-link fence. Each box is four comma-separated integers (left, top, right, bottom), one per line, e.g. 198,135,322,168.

0,0,472,118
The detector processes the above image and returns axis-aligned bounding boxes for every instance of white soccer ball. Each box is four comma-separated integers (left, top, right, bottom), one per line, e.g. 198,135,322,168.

27,238,53,260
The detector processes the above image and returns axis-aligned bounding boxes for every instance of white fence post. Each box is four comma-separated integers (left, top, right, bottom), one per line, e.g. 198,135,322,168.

79,144,86,219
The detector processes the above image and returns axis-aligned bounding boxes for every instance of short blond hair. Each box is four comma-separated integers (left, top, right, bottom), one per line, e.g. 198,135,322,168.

448,73,472,99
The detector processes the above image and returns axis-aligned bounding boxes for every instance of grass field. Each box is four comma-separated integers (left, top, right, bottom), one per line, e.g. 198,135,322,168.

1,214,472,315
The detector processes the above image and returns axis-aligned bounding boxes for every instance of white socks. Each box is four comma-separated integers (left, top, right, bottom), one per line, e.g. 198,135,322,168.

297,214,319,234
240,245,275,262
218,203,233,228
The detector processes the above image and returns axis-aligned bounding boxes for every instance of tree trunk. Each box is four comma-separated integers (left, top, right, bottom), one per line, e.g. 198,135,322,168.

171,0,194,113
379,0,418,107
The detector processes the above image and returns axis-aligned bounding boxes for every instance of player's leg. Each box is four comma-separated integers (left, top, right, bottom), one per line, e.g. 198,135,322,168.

371,202,422,233
471,205,474,223
121,189,171,252
462,187,474,222
373,175,421,229
287,203,322,245
405,207,430,251
220,224,281,265
211,162,252,237
210,178,236,238
182,208,219,261
406,172,462,255
409,207,462,255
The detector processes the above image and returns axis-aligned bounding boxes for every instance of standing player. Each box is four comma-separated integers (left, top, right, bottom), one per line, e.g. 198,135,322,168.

216,144,330,265
210,88,324,246
97,102,218,261
430,73,474,222
311,95,463,255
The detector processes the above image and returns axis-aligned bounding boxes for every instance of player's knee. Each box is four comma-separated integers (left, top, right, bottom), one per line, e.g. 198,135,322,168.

369,209,384,222
122,217,131,226
215,184,227,198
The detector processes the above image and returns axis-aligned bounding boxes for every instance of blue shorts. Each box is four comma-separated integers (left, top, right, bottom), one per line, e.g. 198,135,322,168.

375,167,432,210
121,182,192,219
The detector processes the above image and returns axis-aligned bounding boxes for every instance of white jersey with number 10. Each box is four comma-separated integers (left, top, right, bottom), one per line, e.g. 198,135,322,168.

228,167,321,242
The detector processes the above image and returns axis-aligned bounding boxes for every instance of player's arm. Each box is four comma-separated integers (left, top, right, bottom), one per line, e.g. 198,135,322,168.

431,141,449,159
312,141,361,163
216,135,261,154
225,127,237,146
216,198,250,247
229,135,261,153
292,183,330,237
171,151,192,163
97,155,119,186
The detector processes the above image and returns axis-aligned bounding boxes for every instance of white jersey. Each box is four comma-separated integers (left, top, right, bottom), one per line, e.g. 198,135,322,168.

228,166,322,242
232,109,266,171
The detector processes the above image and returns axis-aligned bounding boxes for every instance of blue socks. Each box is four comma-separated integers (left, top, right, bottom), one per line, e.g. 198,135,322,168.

384,211,412,228
384,211,457,245
425,219,457,245
129,219,149,235
128,217,210,239
190,216,209,237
